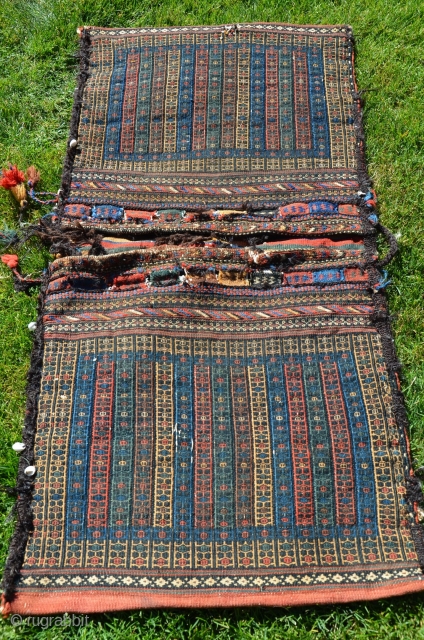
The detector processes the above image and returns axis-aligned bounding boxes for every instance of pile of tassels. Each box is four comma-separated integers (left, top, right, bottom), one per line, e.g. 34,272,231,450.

0,164,57,211
0,163,53,291
0,165,28,209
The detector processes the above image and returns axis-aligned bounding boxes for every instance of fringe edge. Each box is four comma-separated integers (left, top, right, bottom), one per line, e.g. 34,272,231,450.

1,274,48,602
347,31,424,570
58,29,91,216
0,28,91,594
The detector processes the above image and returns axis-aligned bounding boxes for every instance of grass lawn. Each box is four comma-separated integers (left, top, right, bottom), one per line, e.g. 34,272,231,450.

0,0,423,637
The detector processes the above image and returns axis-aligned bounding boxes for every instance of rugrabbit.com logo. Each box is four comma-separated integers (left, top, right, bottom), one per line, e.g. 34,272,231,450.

10,613,89,629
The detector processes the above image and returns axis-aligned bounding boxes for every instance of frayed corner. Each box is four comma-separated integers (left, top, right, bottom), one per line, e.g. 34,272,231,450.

407,475,424,572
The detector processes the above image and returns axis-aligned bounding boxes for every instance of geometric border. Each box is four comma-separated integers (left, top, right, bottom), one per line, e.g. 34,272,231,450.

19,566,424,590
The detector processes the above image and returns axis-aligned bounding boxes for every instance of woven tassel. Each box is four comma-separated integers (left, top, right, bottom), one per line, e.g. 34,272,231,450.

1,254,42,292
0,225,19,247
26,165,40,187
1,254,19,269
0,165,27,208
1,163,58,208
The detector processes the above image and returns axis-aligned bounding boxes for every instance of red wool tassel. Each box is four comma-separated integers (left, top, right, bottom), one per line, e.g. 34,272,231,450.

1,254,19,269
1,253,42,292
0,166,25,190
1,164,56,207
0,165,27,207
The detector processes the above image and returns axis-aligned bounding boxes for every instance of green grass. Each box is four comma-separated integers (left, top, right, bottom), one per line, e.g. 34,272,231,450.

0,0,423,637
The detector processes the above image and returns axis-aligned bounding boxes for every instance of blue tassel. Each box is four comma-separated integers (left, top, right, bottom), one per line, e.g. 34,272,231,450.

0,225,19,247
374,270,392,291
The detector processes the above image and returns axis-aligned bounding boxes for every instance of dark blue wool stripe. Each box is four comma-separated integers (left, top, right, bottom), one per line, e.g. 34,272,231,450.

135,44,154,155
173,353,195,540
265,342,295,537
212,360,235,531
66,350,97,542
307,45,331,159
301,349,337,530
337,344,378,539
250,43,266,153
176,43,196,153
104,48,128,160
108,348,134,539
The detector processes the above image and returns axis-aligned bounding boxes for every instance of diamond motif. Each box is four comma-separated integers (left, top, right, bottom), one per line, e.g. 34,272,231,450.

365,572,378,582
237,577,249,586
349,574,361,583
139,577,150,586
188,578,200,587
205,578,216,586
220,578,233,587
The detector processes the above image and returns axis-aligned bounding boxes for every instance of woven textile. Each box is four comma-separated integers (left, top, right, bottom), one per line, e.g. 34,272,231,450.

3,23,424,615
62,23,361,217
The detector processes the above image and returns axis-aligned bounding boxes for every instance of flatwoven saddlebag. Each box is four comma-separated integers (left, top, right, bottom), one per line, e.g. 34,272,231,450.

3,23,424,614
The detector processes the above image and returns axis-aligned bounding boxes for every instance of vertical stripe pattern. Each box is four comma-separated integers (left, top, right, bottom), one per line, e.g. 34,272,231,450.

265,47,280,150
109,337,135,545
285,362,314,526
231,364,254,529
293,47,312,150
119,52,141,154
29,324,416,576
65,344,97,565
87,359,114,531
173,339,194,567
236,39,250,149
193,365,214,528
149,46,168,153
221,44,237,149
163,44,181,153
135,38,153,155
320,360,356,525
192,47,209,150
101,32,336,167
247,352,274,527
176,41,195,152
153,338,174,528
279,36,294,153
250,40,266,152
